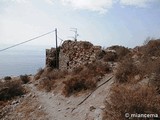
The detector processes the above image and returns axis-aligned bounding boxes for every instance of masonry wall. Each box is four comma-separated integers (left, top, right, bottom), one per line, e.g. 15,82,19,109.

46,40,102,70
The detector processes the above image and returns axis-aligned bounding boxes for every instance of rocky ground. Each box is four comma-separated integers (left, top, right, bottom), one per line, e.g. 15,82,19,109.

0,73,114,120
2,39,160,120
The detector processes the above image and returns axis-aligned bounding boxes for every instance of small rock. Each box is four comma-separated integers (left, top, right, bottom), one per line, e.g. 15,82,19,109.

66,107,70,110
38,106,42,109
67,100,71,104
28,93,32,97
90,105,96,111
12,100,19,105
58,109,61,111
34,83,38,86
49,96,52,99
99,106,105,110
151,56,158,60
32,94,35,98
21,95,25,97
134,75,140,81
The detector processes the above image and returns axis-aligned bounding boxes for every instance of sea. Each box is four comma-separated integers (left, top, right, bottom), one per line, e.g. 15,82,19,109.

0,45,47,78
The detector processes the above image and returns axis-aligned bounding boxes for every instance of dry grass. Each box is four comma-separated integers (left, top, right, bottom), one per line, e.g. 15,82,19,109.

38,77,55,92
0,80,25,101
36,67,68,80
135,39,160,79
14,95,47,120
149,73,160,93
63,61,111,97
142,39,160,57
115,58,141,83
74,61,111,83
103,51,117,62
103,84,160,120
37,69,68,92
82,41,93,49
84,61,111,77
96,50,106,59
108,45,130,60
20,74,30,84
62,75,96,97
72,66,84,75
115,43,160,84
34,68,44,80
4,76,12,81
46,69,68,80
110,39,160,120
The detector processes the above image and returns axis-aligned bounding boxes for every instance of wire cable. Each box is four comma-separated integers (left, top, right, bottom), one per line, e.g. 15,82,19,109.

0,30,55,52
58,36,64,46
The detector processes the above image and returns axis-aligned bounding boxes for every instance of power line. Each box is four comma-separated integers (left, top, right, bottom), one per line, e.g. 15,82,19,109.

0,30,55,52
58,36,64,46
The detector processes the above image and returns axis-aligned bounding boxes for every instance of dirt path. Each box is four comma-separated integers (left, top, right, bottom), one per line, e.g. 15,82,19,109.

28,74,114,120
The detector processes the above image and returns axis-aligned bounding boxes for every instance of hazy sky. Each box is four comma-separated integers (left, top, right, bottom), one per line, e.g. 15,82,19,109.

0,0,160,48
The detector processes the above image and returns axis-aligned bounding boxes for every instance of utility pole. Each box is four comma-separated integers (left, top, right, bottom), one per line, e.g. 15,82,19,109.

55,28,58,50
55,28,59,69
70,28,79,41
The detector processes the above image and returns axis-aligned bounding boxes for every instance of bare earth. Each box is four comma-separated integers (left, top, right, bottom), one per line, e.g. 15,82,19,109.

1,74,114,120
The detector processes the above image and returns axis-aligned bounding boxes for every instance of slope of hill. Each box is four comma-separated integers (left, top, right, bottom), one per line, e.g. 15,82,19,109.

0,39,160,120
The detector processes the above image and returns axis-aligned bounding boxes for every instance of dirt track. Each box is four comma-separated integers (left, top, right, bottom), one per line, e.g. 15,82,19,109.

1,73,114,120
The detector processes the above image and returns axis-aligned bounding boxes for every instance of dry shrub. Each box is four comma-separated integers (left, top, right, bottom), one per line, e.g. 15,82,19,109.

63,61,110,96
0,81,25,101
96,50,106,59
115,58,140,83
104,84,160,120
72,61,110,78
103,51,117,62
149,73,160,93
143,39,160,56
72,66,84,75
62,75,96,97
82,41,93,49
35,67,68,81
140,57,160,76
4,76,11,81
108,45,130,60
36,68,68,92
47,69,68,80
38,77,55,92
85,61,111,77
39,67,52,78
20,74,30,84
34,68,44,80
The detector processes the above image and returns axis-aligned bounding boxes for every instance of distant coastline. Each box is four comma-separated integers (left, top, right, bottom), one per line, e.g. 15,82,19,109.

0,45,47,78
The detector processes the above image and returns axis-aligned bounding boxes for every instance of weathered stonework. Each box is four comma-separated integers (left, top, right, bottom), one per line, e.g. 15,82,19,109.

46,48,59,68
46,40,102,70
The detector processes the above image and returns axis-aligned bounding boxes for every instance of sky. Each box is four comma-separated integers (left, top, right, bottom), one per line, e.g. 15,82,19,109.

0,0,160,48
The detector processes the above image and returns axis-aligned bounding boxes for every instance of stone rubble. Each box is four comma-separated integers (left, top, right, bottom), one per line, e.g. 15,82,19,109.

46,40,102,70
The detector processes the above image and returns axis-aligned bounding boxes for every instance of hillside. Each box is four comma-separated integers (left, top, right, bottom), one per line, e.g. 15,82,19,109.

0,39,160,120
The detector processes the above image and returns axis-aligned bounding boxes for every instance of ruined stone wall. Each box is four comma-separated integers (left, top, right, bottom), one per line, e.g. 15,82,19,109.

46,40,102,70
46,48,59,68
